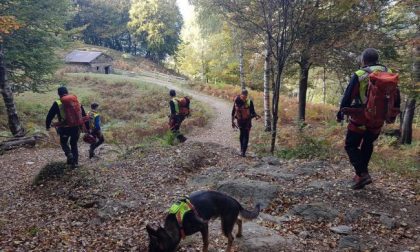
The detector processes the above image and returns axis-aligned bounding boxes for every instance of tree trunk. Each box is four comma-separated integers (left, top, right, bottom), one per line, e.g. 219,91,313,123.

400,98,416,144
0,46,25,137
201,49,206,83
0,135,42,152
270,64,284,153
298,53,311,121
322,67,326,104
263,40,272,132
401,38,420,144
239,41,245,90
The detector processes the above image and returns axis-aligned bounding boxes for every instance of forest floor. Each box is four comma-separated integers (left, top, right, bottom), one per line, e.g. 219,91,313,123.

0,70,419,252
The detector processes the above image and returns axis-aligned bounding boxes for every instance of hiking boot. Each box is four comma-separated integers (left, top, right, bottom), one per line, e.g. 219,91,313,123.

89,148,95,159
66,153,74,165
178,135,187,143
353,174,361,182
352,173,372,190
71,158,79,169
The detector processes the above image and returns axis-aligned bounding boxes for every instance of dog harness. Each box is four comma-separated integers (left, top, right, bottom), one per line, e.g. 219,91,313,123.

168,197,206,240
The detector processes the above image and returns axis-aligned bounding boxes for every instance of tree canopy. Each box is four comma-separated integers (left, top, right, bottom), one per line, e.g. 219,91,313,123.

1,0,72,92
128,0,183,61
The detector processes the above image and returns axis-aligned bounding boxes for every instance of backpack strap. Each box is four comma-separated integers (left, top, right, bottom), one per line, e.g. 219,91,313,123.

362,66,372,74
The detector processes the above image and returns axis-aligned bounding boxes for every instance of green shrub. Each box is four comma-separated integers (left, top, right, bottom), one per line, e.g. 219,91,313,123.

276,134,331,160
162,130,177,146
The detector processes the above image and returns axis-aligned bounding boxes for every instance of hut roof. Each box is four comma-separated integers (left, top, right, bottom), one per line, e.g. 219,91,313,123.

65,50,105,63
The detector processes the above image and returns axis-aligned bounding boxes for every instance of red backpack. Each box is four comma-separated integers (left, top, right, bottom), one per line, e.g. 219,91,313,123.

61,95,83,127
176,97,190,116
364,68,400,128
234,95,251,120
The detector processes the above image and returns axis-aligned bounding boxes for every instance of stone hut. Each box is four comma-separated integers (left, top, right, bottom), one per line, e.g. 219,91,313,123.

65,50,113,74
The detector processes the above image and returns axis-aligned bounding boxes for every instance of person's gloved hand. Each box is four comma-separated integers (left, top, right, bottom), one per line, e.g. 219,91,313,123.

336,111,344,122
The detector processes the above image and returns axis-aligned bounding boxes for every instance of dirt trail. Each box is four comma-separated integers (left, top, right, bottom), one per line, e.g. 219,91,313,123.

131,73,239,149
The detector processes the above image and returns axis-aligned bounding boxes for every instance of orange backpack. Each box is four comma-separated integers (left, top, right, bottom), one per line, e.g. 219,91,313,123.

364,69,400,128
60,95,83,127
234,96,251,120
177,97,190,116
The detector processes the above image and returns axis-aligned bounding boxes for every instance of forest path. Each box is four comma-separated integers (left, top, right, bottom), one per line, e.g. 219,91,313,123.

122,70,239,150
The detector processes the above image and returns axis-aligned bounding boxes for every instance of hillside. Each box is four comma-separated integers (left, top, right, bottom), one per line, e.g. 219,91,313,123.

0,45,418,252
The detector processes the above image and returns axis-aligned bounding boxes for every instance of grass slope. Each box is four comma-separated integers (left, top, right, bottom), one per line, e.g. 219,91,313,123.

0,73,209,147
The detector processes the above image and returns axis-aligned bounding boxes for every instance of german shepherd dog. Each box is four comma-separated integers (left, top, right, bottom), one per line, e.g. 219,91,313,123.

146,190,261,252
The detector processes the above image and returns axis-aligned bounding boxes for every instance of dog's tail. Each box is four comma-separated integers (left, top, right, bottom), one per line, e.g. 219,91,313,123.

239,203,261,219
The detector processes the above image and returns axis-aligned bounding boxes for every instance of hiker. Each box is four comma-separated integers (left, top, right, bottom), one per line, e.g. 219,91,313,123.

46,87,88,168
88,102,104,159
169,89,189,143
232,89,260,157
337,48,400,190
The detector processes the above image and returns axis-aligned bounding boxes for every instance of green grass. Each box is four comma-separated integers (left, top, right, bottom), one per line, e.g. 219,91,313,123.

275,134,332,160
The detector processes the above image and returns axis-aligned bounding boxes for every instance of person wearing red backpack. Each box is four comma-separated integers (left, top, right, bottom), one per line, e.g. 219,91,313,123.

169,89,188,143
46,87,89,168
231,89,260,157
337,48,400,190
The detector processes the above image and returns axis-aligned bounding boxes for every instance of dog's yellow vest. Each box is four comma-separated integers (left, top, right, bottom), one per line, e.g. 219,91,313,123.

168,199,193,223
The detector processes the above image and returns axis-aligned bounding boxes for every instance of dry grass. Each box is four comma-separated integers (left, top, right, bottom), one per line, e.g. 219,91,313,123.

0,73,209,148
64,73,209,146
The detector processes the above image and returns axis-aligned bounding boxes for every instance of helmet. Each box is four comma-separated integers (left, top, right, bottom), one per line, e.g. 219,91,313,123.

83,133,96,144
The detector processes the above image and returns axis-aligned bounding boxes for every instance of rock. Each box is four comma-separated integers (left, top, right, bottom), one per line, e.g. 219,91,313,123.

330,225,352,235
345,208,364,223
261,156,282,166
176,148,217,172
246,164,297,181
234,163,251,172
237,222,300,252
298,231,310,239
259,213,292,224
217,178,280,208
338,235,362,251
380,215,397,229
291,203,339,221
294,161,326,176
188,167,225,187
308,180,332,190
97,199,138,221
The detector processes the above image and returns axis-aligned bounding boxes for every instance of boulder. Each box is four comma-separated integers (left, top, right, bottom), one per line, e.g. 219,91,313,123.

330,225,352,235
345,208,364,223
338,235,362,251
380,214,397,229
291,203,339,221
237,222,300,252
217,178,280,208
246,164,297,181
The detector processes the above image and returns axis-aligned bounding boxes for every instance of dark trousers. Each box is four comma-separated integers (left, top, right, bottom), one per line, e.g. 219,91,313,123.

170,115,185,140
239,127,250,154
90,130,104,152
344,130,379,176
58,127,80,164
